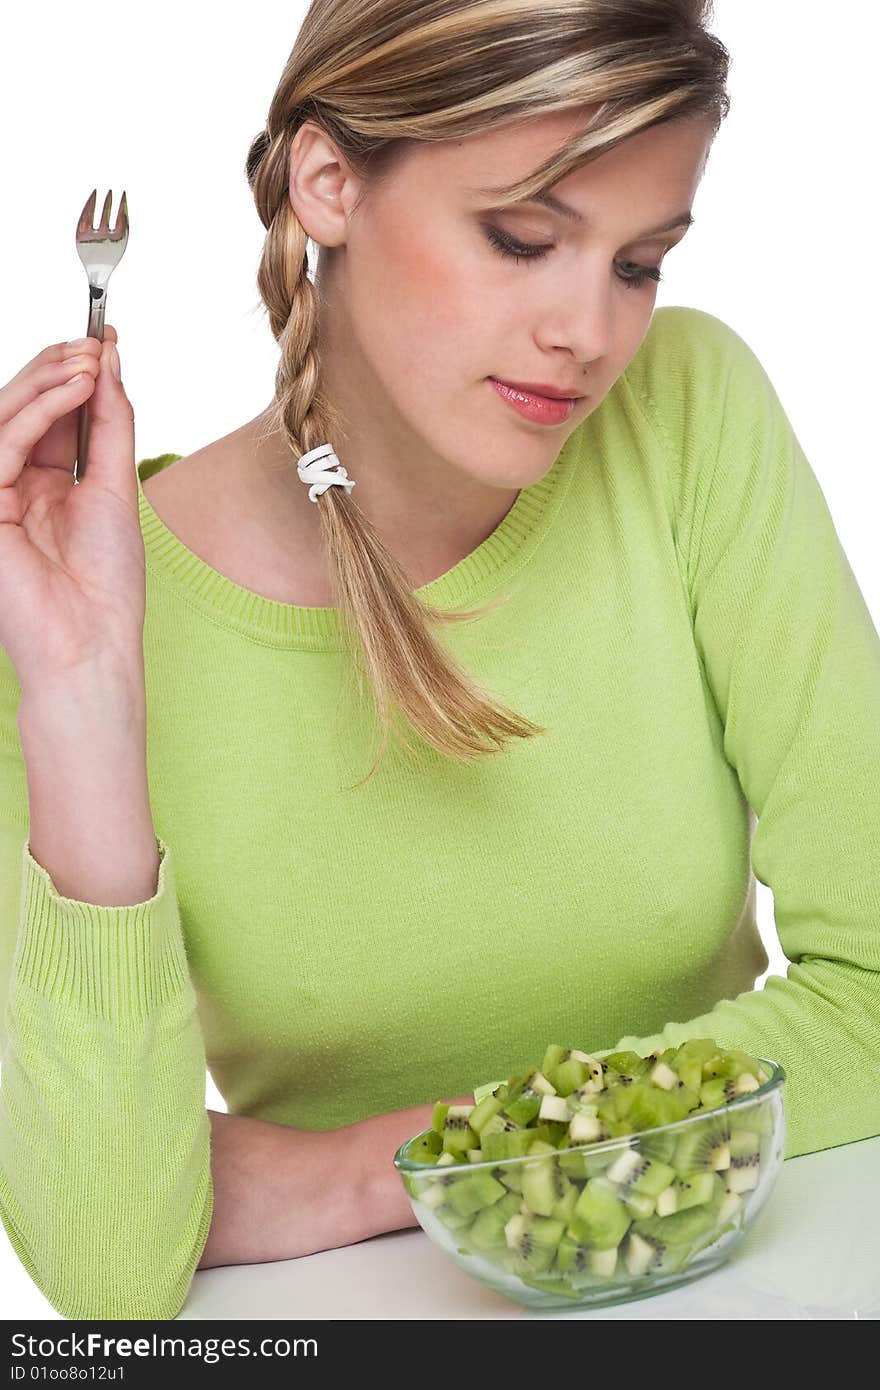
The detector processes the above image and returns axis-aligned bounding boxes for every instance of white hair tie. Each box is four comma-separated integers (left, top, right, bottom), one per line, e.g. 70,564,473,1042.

296,443,356,503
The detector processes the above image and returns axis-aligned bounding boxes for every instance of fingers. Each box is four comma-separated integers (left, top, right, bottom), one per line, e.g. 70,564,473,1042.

72,332,134,496
0,337,106,423
0,353,100,489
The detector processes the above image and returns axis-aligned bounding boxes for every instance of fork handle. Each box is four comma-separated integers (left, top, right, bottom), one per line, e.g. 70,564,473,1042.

73,289,107,484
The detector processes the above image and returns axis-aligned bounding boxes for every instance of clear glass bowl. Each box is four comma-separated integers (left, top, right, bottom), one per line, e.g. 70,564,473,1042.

393,1058,785,1311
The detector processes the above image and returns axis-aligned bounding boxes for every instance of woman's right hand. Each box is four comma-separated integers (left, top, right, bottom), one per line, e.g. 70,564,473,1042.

0,325,147,697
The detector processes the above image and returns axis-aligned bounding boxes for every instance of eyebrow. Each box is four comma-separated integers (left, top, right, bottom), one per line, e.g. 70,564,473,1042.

475,186,694,238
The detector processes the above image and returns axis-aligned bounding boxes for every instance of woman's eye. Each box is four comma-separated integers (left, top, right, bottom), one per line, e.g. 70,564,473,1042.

483,224,553,263
482,225,664,291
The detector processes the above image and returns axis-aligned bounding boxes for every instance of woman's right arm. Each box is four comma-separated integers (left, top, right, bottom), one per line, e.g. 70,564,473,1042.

0,648,215,1319
18,651,159,908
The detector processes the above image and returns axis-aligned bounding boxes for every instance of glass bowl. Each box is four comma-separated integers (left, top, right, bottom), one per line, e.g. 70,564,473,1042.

393,1057,785,1311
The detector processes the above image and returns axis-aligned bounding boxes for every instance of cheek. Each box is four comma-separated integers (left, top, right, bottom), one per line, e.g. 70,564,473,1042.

361,224,489,386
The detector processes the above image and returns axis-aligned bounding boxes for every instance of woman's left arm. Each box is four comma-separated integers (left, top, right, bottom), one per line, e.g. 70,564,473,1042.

198,1092,473,1268
613,314,880,1161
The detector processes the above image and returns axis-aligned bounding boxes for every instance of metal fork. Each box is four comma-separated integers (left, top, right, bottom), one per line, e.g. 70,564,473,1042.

73,189,129,482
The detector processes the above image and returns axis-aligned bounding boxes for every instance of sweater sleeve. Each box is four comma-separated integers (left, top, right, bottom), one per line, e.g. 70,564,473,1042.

609,309,880,1161
0,648,214,1320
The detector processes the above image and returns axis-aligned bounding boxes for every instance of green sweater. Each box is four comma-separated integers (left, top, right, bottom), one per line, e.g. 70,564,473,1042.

1,306,878,1319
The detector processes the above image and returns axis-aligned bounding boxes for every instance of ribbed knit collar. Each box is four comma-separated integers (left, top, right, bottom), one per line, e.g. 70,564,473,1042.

136,438,577,652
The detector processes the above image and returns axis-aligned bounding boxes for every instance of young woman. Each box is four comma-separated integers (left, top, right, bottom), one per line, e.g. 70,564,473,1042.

1,1,878,1320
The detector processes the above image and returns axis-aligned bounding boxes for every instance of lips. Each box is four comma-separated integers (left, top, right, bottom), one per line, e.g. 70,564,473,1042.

491,378,584,400
489,378,578,425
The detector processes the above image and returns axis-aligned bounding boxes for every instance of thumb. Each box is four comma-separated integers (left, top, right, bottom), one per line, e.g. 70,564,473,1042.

79,335,135,501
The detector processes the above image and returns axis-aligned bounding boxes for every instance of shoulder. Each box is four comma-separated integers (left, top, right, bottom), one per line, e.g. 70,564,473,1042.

604,307,789,569
136,451,186,494
627,305,765,405
619,305,783,501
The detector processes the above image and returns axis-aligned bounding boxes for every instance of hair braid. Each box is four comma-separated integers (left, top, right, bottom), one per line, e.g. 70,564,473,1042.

246,120,544,788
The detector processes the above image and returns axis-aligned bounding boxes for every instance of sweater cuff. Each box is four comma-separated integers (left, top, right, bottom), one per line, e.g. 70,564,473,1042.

13,836,191,1023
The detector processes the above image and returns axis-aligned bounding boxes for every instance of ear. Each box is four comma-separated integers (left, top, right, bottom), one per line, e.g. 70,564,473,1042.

288,120,365,247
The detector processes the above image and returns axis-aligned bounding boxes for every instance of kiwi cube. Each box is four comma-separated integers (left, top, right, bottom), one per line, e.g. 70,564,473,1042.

676,1038,721,1065
606,1149,676,1197
553,1058,590,1096
438,1206,473,1231
442,1105,478,1155
504,1091,543,1126
673,1056,704,1094
521,1160,559,1218
602,1050,651,1078
467,1193,521,1251
569,1177,631,1250
507,1212,566,1277
405,1130,443,1163
541,1043,567,1081
669,1170,723,1212
496,1164,524,1194
482,1128,535,1161
468,1092,505,1135
638,1130,678,1164
621,1188,656,1220
553,1181,579,1224
627,1083,695,1129
445,1170,508,1217
431,1101,450,1134
672,1119,731,1175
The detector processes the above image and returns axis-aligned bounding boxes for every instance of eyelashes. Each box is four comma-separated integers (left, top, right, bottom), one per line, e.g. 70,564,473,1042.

482,224,664,290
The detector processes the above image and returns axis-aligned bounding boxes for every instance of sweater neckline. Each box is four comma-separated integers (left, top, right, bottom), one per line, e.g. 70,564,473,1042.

136,438,578,651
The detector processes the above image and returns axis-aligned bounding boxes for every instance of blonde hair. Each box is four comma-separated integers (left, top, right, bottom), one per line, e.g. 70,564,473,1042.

245,0,730,785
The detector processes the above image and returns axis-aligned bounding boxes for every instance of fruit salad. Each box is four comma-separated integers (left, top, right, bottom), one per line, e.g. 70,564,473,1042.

398,1040,783,1302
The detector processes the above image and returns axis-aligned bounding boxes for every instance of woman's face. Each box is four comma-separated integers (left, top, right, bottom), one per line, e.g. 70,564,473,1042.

302,108,713,494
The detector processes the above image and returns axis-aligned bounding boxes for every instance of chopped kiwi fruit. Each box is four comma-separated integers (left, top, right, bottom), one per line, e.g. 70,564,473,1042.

605,1148,677,1198
632,1180,725,1247
627,1081,696,1130
703,1049,766,1084
541,1043,567,1079
441,1104,478,1155
596,1084,637,1126
623,1228,692,1278
405,1130,444,1163
431,1101,450,1134
654,1170,722,1216
601,1051,651,1085
520,1145,578,1220
410,1039,775,1298
481,1122,553,1161
569,1177,630,1250
465,1191,522,1252
504,1211,566,1275
555,1234,620,1286
672,1115,732,1175
724,1130,762,1193
439,1206,473,1230
445,1170,508,1217
553,1058,590,1096
637,1130,678,1165
467,1092,506,1135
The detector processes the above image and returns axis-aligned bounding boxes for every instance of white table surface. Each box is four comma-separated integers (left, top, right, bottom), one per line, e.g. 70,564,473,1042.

179,1133,880,1320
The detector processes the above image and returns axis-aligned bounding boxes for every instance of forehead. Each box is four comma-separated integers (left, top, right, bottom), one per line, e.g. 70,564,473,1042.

393,107,713,201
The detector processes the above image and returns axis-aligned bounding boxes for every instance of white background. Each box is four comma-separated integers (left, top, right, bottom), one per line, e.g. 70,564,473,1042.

0,1,877,1318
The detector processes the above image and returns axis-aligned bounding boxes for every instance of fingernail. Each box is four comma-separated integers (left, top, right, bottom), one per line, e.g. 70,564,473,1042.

109,344,121,380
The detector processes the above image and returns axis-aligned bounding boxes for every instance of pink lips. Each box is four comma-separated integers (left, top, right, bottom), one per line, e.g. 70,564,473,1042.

489,378,578,425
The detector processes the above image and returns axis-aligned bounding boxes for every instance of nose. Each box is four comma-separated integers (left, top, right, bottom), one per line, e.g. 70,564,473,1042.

534,270,614,366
